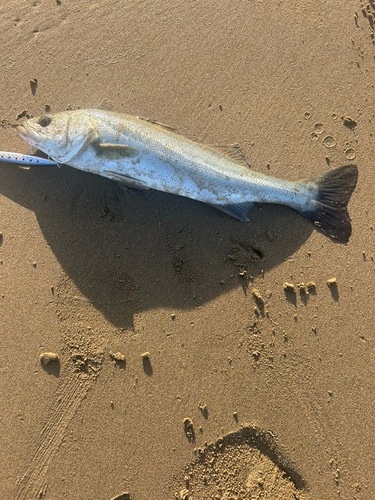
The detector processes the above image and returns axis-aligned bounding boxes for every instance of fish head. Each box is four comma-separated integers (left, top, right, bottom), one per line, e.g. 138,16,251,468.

17,111,99,164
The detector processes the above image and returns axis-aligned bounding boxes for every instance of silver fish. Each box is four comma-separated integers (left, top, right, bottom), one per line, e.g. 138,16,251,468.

17,109,358,242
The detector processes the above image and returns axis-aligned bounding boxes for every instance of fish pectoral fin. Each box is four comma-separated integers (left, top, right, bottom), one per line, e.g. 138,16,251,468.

210,201,254,221
206,144,251,169
93,143,141,160
102,170,149,190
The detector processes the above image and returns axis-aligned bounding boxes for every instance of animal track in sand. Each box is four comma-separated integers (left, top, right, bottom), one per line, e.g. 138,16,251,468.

174,426,309,500
313,123,324,135
359,1,375,43
16,275,106,500
323,136,336,148
345,148,356,160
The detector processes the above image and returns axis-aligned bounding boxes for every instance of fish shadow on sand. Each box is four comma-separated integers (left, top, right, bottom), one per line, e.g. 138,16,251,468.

0,163,314,329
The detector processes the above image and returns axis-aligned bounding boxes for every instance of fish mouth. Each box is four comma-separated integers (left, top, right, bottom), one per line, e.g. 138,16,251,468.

16,124,27,138
17,124,39,146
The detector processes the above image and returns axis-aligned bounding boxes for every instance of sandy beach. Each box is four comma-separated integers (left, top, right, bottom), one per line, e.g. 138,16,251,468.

1,1,374,499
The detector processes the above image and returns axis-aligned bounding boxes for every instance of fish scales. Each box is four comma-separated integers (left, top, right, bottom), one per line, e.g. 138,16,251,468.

58,109,314,210
17,109,358,242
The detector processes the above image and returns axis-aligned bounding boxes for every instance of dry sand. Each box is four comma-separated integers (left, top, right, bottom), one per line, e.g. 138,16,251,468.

0,1,374,499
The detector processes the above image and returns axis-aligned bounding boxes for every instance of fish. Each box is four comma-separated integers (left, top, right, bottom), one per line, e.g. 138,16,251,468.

17,109,358,242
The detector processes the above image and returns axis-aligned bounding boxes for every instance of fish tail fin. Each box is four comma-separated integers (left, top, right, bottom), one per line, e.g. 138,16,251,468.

300,164,358,243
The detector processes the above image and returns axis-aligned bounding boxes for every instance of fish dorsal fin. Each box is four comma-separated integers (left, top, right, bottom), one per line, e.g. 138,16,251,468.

206,144,250,168
136,119,250,167
137,116,181,134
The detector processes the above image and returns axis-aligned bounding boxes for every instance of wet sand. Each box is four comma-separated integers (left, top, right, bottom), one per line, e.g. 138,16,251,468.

0,1,374,499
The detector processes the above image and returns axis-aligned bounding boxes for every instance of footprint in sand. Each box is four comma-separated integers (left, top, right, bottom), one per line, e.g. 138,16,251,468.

174,426,309,500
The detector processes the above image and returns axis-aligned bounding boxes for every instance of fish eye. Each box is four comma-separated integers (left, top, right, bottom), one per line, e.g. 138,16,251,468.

39,115,51,127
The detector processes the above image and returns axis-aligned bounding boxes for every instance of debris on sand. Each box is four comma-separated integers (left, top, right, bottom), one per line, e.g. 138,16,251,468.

198,402,208,418
179,489,189,499
297,282,316,296
326,277,337,286
30,78,38,95
184,418,195,443
283,282,295,292
341,115,357,129
40,352,59,365
16,110,31,121
109,351,126,368
283,282,297,306
326,277,339,301
252,288,264,305
109,351,125,362
252,288,265,315
306,281,316,292
141,352,153,376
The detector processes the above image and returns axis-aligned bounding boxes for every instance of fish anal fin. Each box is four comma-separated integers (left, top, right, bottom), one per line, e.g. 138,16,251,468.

210,201,254,221
206,144,250,168
93,143,140,160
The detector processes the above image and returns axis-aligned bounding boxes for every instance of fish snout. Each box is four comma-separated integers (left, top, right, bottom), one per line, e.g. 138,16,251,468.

16,124,27,138
17,124,39,146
